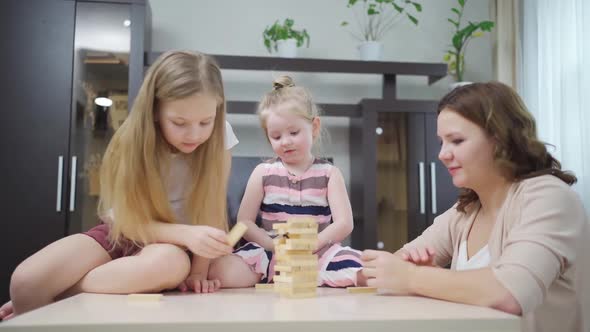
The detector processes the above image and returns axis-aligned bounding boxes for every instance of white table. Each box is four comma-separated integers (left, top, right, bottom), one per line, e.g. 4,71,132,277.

0,288,520,332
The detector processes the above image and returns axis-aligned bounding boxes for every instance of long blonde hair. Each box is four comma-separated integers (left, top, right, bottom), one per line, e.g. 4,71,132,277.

99,50,229,246
257,75,324,151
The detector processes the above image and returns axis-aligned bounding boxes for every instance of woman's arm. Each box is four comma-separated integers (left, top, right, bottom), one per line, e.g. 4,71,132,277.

361,250,521,314
319,167,353,250
237,164,274,251
410,265,521,314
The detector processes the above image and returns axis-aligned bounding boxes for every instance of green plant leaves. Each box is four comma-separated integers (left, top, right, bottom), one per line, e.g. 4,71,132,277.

445,0,495,81
343,0,422,41
262,18,310,54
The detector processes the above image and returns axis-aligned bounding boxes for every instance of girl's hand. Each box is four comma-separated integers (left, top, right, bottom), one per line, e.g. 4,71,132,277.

178,274,221,294
184,226,233,258
398,246,437,266
361,250,417,294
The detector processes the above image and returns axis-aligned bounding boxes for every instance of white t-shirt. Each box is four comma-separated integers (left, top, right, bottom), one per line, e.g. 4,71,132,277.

166,121,238,224
108,121,239,223
455,241,491,271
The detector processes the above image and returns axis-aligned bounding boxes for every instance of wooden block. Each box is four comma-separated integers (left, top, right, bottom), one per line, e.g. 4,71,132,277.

127,293,163,302
285,239,317,250
276,228,318,236
274,261,318,272
346,287,377,294
255,283,274,290
227,222,248,247
274,272,317,283
286,218,317,228
275,249,314,257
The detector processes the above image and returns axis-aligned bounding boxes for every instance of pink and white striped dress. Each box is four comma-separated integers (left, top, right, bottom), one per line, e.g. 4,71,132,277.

233,157,363,287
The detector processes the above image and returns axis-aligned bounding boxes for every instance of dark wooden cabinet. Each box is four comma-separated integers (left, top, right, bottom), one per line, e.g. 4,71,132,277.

351,101,458,252
0,0,150,304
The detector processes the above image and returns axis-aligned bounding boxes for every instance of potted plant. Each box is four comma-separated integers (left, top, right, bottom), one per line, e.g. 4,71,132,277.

263,18,310,58
443,0,494,87
341,0,422,61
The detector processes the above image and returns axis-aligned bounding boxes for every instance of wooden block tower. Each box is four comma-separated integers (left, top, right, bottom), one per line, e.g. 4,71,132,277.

272,218,319,298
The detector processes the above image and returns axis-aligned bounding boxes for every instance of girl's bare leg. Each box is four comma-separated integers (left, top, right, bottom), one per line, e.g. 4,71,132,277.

208,255,261,288
9,234,111,315
64,243,190,296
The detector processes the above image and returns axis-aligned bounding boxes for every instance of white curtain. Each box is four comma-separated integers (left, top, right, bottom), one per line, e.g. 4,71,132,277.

491,0,520,88
519,0,590,211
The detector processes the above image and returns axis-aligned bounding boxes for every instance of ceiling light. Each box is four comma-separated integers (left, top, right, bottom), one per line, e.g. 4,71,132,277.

94,97,113,107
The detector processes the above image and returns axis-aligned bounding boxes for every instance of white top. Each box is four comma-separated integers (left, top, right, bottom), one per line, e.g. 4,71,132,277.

455,241,491,271
108,121,238,224
166,121,238,224
0,288,520,332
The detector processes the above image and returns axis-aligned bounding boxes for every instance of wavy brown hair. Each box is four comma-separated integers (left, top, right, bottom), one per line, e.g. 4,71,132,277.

99,50,229,246
438,81,576,212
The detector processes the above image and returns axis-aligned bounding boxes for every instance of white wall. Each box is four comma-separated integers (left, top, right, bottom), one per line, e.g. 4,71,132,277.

148,0,493,186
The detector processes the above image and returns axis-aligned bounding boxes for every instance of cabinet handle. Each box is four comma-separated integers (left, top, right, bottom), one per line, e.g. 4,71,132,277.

56,156,64,212
69,156,77,212
419,162,425,214
431,162,437,215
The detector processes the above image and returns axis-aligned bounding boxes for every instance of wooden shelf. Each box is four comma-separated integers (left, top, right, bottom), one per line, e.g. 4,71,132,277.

145,53,447,85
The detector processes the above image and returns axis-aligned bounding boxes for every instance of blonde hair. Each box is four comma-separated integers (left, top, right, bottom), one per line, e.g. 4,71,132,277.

99,50,229,247
257,75,324,151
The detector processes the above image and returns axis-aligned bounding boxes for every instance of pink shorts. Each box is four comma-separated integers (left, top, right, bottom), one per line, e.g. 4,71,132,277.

83,223,142,259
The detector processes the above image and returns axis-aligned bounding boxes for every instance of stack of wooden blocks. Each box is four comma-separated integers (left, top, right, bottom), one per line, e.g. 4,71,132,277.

272,218,319,298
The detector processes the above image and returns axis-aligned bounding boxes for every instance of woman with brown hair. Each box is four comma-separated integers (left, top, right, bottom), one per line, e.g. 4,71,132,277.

361,81,588,331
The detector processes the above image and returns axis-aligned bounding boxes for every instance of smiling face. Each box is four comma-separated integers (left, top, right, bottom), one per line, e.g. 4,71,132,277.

263,109,319,166
157,93,217,154
437,108,499,190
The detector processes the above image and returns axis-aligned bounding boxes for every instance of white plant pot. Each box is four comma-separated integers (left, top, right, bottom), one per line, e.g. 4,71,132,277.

358,41,383,61
449,81,473,91
276,39,298,58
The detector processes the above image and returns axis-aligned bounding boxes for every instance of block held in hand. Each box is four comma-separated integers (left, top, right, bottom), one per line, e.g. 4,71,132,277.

227,222,248,247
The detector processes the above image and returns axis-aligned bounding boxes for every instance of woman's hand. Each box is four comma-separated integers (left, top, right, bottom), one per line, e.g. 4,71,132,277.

178,274,221,294
397,246,437,266
361,249,417,294
183,226,233,259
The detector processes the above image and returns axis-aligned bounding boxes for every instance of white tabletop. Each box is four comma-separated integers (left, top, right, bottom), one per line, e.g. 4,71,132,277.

0,288,520,332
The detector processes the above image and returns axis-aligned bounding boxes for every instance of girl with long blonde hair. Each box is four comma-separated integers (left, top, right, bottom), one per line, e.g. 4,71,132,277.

1,51,237,320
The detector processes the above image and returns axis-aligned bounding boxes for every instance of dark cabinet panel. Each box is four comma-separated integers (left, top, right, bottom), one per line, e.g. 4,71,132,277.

373,111,458,252
0,0,75,304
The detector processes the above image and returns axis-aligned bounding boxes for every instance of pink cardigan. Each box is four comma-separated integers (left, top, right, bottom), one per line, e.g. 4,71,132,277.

403,175,589,332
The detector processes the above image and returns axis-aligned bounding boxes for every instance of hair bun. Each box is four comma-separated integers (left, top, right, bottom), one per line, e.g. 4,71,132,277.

272,75,295,91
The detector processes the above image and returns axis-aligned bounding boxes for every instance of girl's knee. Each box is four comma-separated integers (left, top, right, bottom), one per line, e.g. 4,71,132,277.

208,255,260,288
10,263,41,302
139,244,190,289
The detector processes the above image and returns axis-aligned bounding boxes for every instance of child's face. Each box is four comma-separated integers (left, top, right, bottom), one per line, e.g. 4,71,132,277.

157,93,217,154
437,108,498,190
265,109,318,165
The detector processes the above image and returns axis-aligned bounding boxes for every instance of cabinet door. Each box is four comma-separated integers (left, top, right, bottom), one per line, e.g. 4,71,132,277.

0,0,75,303
425,112,459,225
67,1,132,235
375,112,429,251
